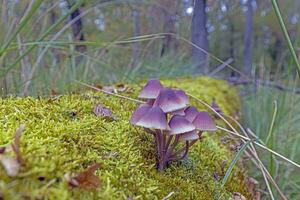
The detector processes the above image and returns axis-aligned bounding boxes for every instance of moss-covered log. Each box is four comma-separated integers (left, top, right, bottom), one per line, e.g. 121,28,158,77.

0,77,250,199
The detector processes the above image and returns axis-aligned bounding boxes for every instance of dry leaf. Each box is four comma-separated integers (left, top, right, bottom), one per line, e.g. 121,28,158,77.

102,85,117,93
12,124,25,165
232,192,246,200
65,163,102,190
246,177,261,200
0,125,25,177
0,156,20,177
93,104,118,120
97,84,131,94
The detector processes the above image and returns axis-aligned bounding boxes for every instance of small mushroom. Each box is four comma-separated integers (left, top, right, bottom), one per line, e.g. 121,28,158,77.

211,99,222,115
184,106,199,122
169,115,195,135
135,106,168,130
180,130,199,141
170,107,186,116
193,112,217,131
153,88,187,113
139,79,163,99
174,89,189,105
130,104,151,125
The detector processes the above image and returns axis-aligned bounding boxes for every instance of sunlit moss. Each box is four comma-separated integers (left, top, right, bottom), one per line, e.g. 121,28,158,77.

0,77,249,199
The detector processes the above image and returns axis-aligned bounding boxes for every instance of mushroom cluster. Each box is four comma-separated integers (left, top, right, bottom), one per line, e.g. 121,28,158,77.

130,79,217,170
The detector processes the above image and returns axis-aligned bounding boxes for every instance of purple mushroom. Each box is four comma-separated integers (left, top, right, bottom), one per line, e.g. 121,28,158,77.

130,104,151,125
179,130,199,141
139,79,163,99
130,79,218,171
211,99,222,116
184,106,200,122
169,115,195,135
193,112,217,131
135,106,168,130
153,88,187,113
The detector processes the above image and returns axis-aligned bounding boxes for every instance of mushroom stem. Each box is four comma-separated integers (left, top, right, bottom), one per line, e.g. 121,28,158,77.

165,135,173,154
162,130,166,153
169,140,197,160
167,141,190,162
154,130,161,158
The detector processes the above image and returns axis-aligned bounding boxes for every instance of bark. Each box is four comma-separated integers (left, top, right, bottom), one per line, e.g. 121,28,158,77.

243,0,254,76
191,0,209,73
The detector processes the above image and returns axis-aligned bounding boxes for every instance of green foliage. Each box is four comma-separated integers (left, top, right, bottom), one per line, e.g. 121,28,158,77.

0,77,250,199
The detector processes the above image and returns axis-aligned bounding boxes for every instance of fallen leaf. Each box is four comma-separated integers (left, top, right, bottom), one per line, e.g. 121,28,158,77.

93,104,118,120
65,163,102,190
0,125,25,177
232,192,246,200
11,124,26,165
102,85,117,93
246,177,261,200
0,156,20,177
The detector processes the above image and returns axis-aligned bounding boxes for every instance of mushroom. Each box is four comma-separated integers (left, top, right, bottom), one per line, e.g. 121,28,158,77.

211,99,222,117
130,79,217,171
174,89,189,105
170,107,186,116
135,106,168,130
169,115,195,135
130,104,151,125
184,106,199,122
192,112,217,131
139,79,163,99
153,88,187,113
179,130,199,141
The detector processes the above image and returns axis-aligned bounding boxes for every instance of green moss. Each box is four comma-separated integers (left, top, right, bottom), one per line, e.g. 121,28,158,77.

0,77,249,199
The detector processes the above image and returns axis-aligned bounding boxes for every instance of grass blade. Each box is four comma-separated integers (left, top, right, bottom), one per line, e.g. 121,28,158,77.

271,0,300,75
0,0,43,56
0,0,85,78
221,140,252,187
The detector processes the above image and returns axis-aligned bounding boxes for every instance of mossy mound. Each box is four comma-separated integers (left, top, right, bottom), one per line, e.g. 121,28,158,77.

0,77,249,199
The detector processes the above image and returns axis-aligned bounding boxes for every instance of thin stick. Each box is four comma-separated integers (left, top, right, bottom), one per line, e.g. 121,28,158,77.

74,80,145,104
188,93,300,170
227,115,286,199
217,126,300,170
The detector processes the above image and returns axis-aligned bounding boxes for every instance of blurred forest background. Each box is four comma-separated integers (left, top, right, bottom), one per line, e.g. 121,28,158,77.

1,0,300,199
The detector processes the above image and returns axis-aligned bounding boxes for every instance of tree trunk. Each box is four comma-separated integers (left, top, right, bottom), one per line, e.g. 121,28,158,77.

243,0,254,76
1,0,9,24
131,9,141,68
191,0,209,73
66,0,86,54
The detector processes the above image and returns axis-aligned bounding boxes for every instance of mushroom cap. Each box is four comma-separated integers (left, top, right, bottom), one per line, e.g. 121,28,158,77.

174,89,189,105
170,107,186,116
130,104,151,125
211,100,222,115
180,130,199,141
169,115,195,135
153,88,187,113
184,106,199,122
138,79,163,99
146,99,155,106
192,112,217,131
135,106,168,130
